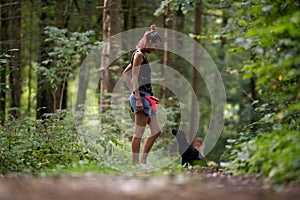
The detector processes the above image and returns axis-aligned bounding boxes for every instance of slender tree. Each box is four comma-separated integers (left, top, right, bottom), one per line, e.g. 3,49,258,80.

160,5,171,99
123,0,137,30
123,0,129,30
107,0,122,92
75,0,94,125
0,0,9,124
25,0,36,114
99,0,110,122
54,0,69,110
36,0,53,119
189,1,201,140
110,0,121,36
155,1,185,98
8,1,22,119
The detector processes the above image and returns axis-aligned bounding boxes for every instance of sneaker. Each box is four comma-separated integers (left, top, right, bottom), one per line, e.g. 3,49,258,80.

140,163,153,170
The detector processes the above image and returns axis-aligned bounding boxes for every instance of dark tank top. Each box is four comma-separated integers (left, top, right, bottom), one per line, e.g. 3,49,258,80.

130,50,153,95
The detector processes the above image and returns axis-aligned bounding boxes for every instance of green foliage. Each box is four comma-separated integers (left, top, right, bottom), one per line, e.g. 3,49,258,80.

0,49,20,120
38,26,99,93
41,26,97,71
222,0,300,185
155,0,200,16
225,128,300,184
0,111,91,174
0,51,11,94
41,160,118,176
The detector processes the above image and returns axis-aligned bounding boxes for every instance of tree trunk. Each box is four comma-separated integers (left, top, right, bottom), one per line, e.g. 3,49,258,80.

123,0,129,30
107,0,121,93
55,0,65,28
129,0,137,29
110,0,121,36
250,76,258,129
27,1,34,114
189,1,202,141
123,0,137,30
99,0,110,125
174,7,185,34
219,14,228,61
8,1,22,119
75,0,93,125
166,6,185,98
36,0,54,119
55,0,68,111
160,6,171,99
82,0,93,30
0,0,9,125
0,61,5,124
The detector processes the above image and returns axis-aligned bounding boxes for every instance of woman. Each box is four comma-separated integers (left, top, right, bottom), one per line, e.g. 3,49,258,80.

122,25,161,167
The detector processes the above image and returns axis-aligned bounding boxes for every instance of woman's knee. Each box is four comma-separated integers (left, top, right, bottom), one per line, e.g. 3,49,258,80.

151,131,161,138
134,125,146,138
132,135,142,143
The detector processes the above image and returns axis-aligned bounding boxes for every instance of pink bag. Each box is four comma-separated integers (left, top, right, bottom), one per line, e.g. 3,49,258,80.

144,95,159,112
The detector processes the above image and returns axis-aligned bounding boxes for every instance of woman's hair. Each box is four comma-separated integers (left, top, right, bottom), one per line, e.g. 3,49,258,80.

136,25,161,53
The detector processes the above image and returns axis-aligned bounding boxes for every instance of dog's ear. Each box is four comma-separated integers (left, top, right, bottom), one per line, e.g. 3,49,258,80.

171,129,178,136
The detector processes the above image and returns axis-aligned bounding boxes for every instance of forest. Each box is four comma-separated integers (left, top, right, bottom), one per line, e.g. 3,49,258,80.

0,0,299,195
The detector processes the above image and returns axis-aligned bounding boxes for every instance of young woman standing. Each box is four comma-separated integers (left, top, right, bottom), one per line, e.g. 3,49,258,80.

122,25,162,167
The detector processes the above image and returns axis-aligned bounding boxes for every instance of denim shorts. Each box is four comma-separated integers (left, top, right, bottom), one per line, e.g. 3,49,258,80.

129,91,156,116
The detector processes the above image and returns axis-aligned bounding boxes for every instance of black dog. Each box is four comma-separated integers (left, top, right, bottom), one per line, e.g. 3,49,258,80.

172,129,204,166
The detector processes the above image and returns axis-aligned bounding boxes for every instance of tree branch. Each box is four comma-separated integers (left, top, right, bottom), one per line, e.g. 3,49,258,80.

0,1,19,8
0,16,22,21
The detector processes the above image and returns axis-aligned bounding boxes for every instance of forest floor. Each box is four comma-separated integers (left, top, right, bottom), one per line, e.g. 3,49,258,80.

0,169,299,200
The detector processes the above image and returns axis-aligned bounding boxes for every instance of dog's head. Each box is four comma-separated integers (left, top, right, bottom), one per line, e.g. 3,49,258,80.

171,129,185,136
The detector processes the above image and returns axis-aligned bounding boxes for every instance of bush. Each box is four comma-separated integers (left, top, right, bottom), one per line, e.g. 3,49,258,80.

0,111,90,174
224,126,300,184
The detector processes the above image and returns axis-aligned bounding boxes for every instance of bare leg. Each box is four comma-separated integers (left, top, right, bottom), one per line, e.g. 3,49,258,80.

141,115,161,164
132,112,149,165
131,137,141,165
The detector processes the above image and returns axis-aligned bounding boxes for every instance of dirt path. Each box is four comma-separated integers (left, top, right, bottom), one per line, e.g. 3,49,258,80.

0,172,299,200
